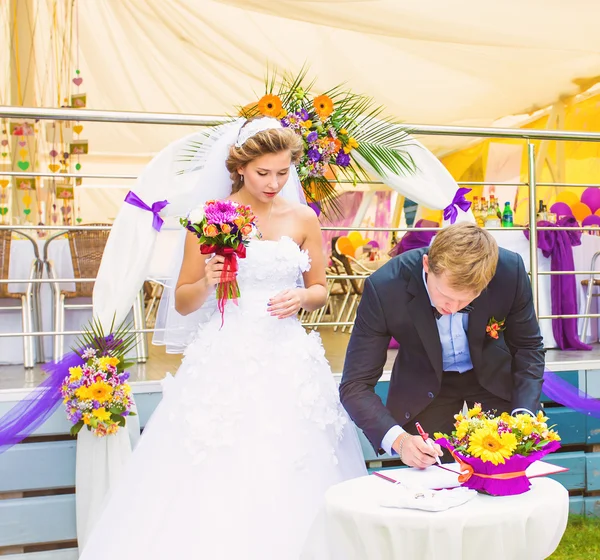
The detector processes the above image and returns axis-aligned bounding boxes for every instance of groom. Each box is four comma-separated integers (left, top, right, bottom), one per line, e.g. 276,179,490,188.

340,223,545,468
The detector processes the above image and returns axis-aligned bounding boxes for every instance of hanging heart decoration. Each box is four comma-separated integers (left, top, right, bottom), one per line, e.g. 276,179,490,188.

0,139,7,146
48,163,60,173
18,140,26,147
73,125,83,135
73,77,83,87
0,180,8,188
17,161,29,171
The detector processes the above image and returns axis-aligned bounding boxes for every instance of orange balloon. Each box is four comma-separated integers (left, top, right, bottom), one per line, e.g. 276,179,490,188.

336,236,355,256
571,201,592,222
556,191,580,207
595,208,600,217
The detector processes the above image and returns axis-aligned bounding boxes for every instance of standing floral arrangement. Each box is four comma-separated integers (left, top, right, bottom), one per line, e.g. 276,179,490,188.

184,69,415,215
180,199,257,324
434,404,561,496
61,319,137,437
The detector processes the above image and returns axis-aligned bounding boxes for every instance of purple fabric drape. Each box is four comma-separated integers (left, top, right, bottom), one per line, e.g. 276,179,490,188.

543,370,600,418
388,219,439,258
0,352,84,453
525,217,591,351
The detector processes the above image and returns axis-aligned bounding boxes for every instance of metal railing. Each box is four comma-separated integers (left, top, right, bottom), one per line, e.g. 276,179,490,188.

2,105,600,341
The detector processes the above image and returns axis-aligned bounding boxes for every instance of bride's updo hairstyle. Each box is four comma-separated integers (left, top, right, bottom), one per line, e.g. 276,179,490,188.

226,117,304,194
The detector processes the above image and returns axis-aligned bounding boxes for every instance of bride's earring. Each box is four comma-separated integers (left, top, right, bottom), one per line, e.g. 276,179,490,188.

240,174,244,183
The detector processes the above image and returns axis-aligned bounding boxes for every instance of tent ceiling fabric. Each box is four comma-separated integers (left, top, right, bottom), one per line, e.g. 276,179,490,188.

4,0,600,158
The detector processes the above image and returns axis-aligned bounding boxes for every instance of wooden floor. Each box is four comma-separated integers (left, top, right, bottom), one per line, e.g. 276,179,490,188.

1,328,599,391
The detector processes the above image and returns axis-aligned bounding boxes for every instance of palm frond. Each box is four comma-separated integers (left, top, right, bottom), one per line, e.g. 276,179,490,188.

72,315,138,367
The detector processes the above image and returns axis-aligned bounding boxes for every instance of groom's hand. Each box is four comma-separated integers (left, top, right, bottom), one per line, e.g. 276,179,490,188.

393,434,443,469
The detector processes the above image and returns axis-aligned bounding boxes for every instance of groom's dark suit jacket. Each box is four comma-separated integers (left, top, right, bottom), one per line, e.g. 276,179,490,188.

340,247,545,453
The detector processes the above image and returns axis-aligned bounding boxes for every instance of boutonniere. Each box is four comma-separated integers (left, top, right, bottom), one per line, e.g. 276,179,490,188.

486,317,506,339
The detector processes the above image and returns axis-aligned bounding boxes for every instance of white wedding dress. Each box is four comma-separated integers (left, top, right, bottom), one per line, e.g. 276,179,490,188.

79,236,367,559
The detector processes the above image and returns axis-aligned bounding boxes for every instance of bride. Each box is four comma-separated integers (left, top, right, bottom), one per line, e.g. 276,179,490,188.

79,117,367,559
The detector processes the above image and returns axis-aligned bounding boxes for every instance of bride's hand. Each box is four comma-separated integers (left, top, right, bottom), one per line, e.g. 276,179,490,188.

268,288,306,319
204,255,235,286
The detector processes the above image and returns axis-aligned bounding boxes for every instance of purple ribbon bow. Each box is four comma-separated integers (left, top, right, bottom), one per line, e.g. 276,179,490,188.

124,191,169,232
443,187,472,224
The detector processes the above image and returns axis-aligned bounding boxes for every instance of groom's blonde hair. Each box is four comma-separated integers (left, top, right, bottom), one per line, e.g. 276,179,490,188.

428,223,498,293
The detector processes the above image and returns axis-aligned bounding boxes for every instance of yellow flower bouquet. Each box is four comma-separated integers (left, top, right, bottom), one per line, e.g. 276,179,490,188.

434,404,561,496
60,319,136,437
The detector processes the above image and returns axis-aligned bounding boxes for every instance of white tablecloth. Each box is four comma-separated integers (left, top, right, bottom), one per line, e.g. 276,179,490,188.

304,473,568,560
492,230,600,348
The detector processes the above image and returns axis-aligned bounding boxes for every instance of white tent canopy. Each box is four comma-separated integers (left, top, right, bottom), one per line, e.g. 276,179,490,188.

2,0,600,161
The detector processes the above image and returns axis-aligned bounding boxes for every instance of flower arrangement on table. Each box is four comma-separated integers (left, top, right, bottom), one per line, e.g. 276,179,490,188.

61,319,137,438
434,404,561,496
180,199,257,323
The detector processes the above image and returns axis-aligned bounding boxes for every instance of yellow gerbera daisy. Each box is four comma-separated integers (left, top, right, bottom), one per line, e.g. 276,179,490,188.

313,95,334,119
92,407,112,422
468,404,482,418
455,420,469,440
68,366,83,380
257,94,283,117
468,427,517,465
75,386,91,400
88,381,113,403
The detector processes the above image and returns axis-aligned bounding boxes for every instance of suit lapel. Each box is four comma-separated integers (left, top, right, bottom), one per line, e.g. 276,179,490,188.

406,264,443,380
467,288,490,372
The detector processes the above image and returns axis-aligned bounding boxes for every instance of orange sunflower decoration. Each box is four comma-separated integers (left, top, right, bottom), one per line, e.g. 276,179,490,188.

313,94,334,119
257,94,283,118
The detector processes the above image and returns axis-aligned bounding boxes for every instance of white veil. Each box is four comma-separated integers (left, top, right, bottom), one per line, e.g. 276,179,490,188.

152,117,307,353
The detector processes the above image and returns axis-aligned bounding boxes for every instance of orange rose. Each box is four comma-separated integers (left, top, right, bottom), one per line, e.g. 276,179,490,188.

241,224,253,236
221,223,232,234
486,326,491,332
203,224,218,237
492,323,498,330
491,331,499,339
234,217,245,229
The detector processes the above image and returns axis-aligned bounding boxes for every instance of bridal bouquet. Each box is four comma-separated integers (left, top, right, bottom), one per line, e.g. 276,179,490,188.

434,404,561,496
61,320,136,438
181,199,257,323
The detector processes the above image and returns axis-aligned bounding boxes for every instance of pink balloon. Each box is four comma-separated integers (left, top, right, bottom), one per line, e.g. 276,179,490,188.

581,188,600,213
550,202,573,217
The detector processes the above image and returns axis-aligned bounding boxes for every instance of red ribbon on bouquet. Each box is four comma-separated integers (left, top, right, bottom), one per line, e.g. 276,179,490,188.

200,243,247,327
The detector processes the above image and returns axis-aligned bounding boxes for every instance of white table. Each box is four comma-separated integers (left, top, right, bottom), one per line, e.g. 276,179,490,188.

305,473,568,560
